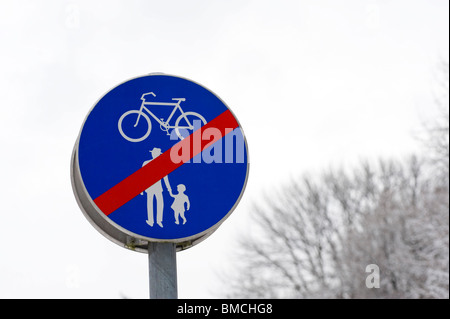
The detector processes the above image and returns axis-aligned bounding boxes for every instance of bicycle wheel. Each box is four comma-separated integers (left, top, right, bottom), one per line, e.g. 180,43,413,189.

118,110,152,142
174,112,207,140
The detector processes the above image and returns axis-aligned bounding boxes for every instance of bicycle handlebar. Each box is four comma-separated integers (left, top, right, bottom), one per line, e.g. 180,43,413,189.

141,92,156,101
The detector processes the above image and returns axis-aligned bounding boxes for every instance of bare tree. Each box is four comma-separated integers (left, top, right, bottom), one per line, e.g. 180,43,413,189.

224,156,448,298
223,64,449,299
426,61,449,177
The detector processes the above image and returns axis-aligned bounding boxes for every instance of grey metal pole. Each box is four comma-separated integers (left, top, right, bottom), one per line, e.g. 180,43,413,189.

148,242,178,299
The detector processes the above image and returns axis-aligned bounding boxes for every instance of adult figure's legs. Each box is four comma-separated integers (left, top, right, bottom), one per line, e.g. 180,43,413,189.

146,192,155,226
155,191,164,227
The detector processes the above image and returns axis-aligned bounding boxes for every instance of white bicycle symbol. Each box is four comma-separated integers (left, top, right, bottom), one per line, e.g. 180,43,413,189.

118,92,207,142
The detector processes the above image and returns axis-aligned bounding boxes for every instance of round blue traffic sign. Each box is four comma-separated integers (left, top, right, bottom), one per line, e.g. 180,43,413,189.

71,74,249,252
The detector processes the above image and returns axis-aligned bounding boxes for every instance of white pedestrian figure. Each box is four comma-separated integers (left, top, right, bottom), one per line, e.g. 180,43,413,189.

170,184,190,225
141,147,172,228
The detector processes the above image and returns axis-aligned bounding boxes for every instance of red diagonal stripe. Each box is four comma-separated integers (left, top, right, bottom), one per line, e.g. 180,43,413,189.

93,109,239,216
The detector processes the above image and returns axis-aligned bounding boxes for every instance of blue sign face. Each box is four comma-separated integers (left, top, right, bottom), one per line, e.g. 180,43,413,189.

75,74,249,246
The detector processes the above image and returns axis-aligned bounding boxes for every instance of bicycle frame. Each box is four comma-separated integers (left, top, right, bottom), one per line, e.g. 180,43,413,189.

134,100,183,129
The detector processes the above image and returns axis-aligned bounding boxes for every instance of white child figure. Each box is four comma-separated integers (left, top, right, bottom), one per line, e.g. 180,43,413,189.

170,184,190,225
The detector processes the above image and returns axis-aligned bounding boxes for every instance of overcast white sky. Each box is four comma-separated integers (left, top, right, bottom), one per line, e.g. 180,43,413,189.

0,0,448,298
